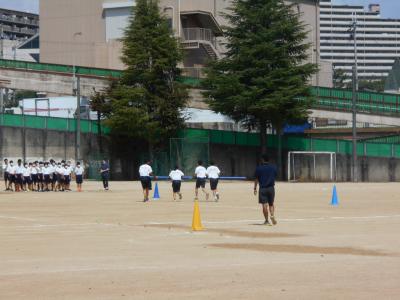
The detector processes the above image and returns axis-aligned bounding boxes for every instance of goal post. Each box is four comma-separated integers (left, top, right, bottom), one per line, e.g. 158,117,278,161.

288,151,337,182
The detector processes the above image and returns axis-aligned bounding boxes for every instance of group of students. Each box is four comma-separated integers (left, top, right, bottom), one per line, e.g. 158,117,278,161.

138,160,221,202
2,158,85,192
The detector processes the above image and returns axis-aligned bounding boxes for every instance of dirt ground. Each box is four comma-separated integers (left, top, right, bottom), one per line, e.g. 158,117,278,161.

0,181,399,300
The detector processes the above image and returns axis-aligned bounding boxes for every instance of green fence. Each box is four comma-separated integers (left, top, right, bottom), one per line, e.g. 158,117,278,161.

179,128,400,159
0,114,109,134
0,58,200,86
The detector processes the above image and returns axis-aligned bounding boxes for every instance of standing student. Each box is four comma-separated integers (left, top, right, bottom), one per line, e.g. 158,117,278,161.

63,163,72,191
100,159,110,191
43,162,51,191
206,162,221,202
37,162,44,192
169,166,184,201
3,159,9,191
194,160,209,201
16,159,24,192
8,160,16,192
56,162,64,191
50,160,57,191
254,154,278,226
23,163,32,192
31,162,38,191
74,162,84,192
139,160,153,202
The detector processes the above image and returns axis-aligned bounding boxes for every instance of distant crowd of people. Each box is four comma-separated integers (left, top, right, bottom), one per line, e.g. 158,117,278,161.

2,158,85,192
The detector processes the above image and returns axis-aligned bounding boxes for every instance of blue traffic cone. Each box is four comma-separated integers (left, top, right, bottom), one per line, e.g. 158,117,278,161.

331,185,339,206
153,182,160,200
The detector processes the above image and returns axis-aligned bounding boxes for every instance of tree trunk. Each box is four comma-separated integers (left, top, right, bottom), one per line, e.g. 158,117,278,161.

259,120,267,155
97,112,103,154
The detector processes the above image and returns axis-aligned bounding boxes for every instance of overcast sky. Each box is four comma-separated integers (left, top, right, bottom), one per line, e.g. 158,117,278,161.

0,0,399,18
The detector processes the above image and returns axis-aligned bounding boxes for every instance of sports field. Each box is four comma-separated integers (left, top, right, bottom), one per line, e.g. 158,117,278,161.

0,181,399,299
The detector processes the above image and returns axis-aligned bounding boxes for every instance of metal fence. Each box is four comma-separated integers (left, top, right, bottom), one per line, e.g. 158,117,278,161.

181,27,217,47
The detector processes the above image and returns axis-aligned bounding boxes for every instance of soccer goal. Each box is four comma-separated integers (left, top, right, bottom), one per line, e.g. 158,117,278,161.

288,151,337,182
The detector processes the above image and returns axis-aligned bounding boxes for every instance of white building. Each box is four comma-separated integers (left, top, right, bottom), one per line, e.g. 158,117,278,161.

320,0,400,81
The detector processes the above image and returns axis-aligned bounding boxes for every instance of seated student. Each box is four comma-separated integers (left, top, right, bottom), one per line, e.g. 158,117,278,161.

206,162,221,202
139,160,153,202
23,163,32,192
169,166,184,201
74,162,84,192
30,162,38,191
3,158,9,191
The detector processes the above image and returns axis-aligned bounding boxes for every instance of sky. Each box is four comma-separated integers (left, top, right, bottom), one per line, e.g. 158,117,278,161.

0,0,399,18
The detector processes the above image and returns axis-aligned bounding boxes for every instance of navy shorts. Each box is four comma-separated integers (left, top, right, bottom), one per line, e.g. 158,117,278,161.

24,176,32,184
32,174,38,184
140,176,152,190
44,175,51,183
76,175,83,184
196,178,206,189
209,178,219,190
64,175,71,185
172,180,181,193
4,172,9,181
52,173,58,183
259,187,275,205
38,174,43,183
9,174,16,183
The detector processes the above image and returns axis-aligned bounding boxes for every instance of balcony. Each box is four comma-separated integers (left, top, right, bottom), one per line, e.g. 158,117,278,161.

182,67,205,79
181,27,221,60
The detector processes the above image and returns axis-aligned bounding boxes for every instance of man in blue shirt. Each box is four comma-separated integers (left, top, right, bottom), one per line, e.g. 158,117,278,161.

254,154,278,225
100,159,110,191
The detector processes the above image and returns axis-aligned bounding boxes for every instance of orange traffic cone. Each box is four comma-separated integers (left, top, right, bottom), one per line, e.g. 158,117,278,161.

192,200,204,231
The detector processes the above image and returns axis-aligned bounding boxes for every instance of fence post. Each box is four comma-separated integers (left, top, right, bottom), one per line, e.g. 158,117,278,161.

310,138,313,151
391,143,395,158
363,142,367,157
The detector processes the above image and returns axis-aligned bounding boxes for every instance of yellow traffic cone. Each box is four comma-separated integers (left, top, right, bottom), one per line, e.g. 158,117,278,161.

192,200,204,231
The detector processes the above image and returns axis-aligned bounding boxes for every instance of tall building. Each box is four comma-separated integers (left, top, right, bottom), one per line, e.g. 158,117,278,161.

0,8,39,41
39,0,330,86
320,0,400,81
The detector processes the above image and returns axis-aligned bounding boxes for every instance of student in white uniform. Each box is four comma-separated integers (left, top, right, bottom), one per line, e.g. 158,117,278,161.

55,163,64,191
206,162,221,202
16,159,24,192
74,162,84,192
63,163,72,191
139,160,153,202
7,160,16,192
194,160,209,201
37,162,44,192
31,162,39,191
3,158,10,191
169,166,184,201
23,163,32,192
50,160,57,191
43,162,51,192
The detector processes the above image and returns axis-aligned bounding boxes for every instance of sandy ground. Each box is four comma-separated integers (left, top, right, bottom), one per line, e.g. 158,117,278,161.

0,181,399,300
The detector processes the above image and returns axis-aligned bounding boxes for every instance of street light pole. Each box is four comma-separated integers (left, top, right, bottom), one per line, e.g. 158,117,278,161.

72,32,82,162
351,19,358,182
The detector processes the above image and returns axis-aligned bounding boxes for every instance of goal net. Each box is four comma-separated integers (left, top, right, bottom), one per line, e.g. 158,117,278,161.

169,137,210,175
288,151,337,182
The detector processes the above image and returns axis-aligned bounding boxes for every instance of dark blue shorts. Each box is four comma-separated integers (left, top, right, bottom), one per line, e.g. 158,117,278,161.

24,176,32,184
172,180,181,193
64,175,71,184
196,178,206,189
140,176,152,190
76,175,83,184
210,178,219,190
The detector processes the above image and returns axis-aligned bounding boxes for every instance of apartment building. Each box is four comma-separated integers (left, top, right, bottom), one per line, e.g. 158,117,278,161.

0,8,39,41
39,0,329,85
320,0,400,80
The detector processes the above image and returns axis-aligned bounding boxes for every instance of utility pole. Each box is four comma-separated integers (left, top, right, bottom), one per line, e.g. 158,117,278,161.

0,27,3,59
76,76,81,162
351,18,358,182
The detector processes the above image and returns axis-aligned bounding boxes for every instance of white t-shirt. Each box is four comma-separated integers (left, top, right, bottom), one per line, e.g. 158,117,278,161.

2,164,8,172
169,169,184,181
195,166,207,179
43,166,51,175
64,167,72,176
16,165,24,174
8,165,16,175
206,166,221,179
139,164,153,177
50,164,56,173
31,166,38,175
38,166,43,174
74,166,84,176
23,167,30,177
56,166,63,174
